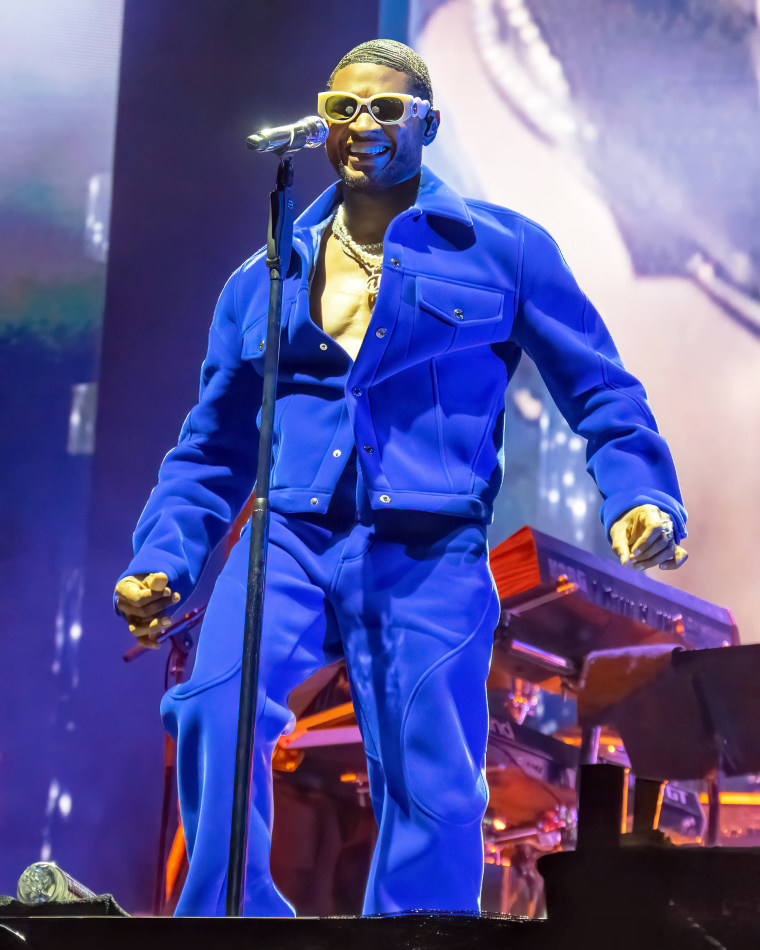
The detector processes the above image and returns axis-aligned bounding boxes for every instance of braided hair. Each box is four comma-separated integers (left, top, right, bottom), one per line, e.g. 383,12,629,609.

327,39,434,106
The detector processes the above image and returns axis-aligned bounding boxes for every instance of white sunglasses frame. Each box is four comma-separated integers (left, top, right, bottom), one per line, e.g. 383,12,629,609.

317,91,431,126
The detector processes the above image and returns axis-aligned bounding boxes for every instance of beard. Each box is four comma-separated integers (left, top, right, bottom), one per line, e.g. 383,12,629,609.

335,160,398,193
336,161,373,190
333,139,422,193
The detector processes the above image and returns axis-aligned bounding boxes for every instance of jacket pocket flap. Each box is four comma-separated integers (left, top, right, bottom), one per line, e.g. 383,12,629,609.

241,289,298,359
241,322,267,358
416,276,504,326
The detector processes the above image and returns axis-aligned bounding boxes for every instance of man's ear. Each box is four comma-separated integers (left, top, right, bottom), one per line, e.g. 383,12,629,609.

422,109,440,145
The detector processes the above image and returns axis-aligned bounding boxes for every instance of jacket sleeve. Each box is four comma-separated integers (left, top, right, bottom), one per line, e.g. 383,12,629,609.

511,220,687,541
119,266,263,600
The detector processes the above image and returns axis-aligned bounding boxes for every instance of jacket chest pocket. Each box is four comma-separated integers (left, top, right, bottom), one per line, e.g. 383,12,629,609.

241,321,267,364
240,287,298,366
415,275,505,351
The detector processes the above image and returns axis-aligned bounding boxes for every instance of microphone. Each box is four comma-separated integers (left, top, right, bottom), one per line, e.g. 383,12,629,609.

246,115,329,153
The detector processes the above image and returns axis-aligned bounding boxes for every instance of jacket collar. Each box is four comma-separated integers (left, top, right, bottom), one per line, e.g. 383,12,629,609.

414,166,473,226
293,164,473,234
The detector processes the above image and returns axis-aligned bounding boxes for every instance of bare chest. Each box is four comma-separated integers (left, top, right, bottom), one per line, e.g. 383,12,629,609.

309,232,377,362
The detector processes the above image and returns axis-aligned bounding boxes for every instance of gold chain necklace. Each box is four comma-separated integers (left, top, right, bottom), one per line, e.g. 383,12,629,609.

331,204,383,303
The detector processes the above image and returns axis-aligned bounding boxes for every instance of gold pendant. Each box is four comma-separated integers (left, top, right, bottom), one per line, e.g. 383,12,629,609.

366,271,381,298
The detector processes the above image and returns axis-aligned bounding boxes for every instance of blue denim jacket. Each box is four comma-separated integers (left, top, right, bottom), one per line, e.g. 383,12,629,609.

125,167,686,598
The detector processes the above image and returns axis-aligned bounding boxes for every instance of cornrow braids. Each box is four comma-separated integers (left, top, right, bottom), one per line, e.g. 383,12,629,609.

327,39,434,107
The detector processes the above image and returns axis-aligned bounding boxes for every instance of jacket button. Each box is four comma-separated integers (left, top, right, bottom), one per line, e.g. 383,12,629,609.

259,340,265,350
310,497,318,505
352,387,363,397
391,258,400,267
380,494,391,504
332,449,342,457
363,444,374,454
319,343,328,351
454,308,464,320
375,328,387,338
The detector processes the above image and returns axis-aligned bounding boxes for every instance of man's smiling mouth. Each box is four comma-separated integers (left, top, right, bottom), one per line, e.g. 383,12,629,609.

347,143,390,157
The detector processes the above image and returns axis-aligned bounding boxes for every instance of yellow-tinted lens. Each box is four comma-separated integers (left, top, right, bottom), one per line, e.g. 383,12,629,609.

324,94,360,120
369,96,406,123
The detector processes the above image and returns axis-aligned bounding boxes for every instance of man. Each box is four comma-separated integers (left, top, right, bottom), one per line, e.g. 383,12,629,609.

115,40,687,917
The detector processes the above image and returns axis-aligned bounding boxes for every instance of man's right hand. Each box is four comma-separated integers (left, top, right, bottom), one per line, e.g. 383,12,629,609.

115,572,181,649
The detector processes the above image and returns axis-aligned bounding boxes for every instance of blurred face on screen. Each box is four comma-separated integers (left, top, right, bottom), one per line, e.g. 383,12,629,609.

324,64,433,192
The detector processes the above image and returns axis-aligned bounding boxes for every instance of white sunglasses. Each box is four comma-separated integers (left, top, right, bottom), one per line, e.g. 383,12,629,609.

317,91,431,126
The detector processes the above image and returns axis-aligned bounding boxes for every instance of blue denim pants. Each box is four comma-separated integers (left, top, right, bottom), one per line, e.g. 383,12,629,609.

160,469,499,916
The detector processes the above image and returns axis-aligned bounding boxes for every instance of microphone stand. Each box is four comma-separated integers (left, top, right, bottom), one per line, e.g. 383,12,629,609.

226,154,295,917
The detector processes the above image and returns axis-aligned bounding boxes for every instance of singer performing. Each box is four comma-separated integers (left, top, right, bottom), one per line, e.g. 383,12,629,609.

114,40,688,916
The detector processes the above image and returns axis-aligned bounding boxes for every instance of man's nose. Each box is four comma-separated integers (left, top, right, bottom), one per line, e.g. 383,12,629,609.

349,105,383,131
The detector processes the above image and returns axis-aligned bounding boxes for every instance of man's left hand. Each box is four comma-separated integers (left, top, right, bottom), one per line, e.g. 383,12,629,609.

610,504,688,572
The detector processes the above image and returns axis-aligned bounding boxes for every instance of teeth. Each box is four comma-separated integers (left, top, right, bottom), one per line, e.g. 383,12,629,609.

350,145,388,155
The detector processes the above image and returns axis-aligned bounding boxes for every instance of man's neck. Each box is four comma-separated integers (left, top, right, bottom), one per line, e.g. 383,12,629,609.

341,172,421,246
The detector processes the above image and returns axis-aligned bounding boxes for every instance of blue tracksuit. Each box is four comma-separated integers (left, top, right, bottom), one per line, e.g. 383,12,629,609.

123,167,686,915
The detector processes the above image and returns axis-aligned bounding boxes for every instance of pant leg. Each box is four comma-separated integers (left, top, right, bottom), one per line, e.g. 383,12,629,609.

160,513,344,917
333,514,500,915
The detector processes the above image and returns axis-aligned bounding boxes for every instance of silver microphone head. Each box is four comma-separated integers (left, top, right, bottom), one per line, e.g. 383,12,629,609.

246,116,328,153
